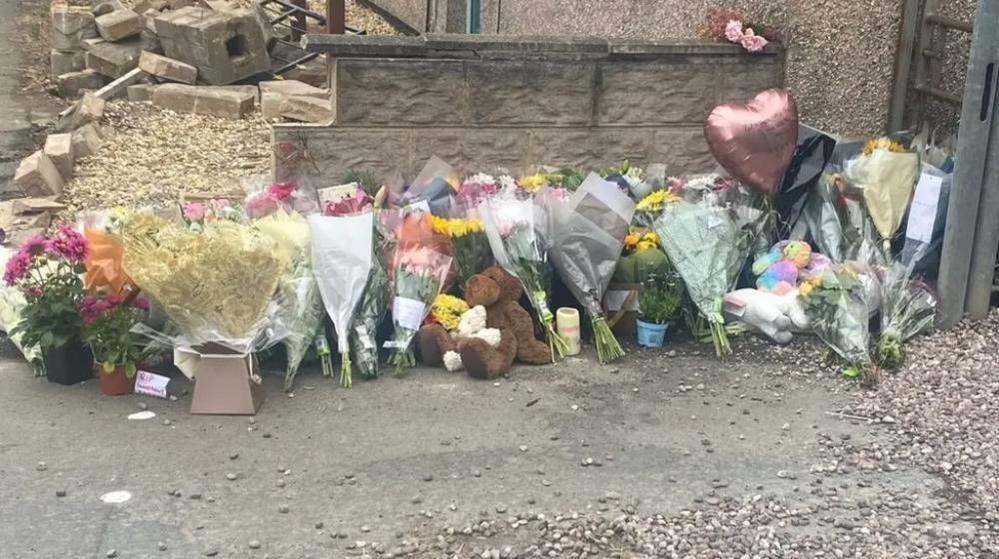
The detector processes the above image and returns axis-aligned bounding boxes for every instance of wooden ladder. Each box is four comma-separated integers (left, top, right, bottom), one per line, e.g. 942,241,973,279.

889,0,975,132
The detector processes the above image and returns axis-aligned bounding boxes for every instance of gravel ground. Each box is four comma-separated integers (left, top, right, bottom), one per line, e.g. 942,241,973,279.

64,102,271,212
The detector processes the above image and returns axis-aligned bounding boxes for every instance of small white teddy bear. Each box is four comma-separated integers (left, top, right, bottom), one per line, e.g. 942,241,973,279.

443,305,502,372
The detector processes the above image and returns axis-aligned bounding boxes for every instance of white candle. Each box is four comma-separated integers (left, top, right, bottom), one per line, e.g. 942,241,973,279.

556,307,581,356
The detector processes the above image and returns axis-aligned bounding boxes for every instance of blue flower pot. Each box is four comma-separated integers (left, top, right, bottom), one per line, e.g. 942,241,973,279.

636,320,669,348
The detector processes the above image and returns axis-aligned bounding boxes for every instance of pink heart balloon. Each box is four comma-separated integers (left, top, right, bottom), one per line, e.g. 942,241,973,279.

704,89,799,196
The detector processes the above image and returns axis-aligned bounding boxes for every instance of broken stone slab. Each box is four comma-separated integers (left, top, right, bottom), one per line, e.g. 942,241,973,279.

51,5,98,51
86,37,143,78
280,61,327,88
96,10,143,42
14,197,68,216
140,30,163,54
259,80,329,100
51,50,88,80
73,93,107,129
92,0,126,17
151,84,255,119
71,124,104,157
279,96,333,124
260,91,281,120
139,8,161,32
127,83,159,102
43,134,75,180
155,6,271,85
56,69,109,98
133,0,170,13
139,51,197,84
200,0,274,49
93,67,149,100
214,85,259,104
14,152,65,197
167,0,196,8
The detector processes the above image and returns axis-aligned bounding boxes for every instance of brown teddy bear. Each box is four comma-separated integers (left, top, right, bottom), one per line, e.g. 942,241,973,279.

416,266,550,379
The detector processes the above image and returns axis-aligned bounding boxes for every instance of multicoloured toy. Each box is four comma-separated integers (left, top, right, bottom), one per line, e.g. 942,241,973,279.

752,241,825,295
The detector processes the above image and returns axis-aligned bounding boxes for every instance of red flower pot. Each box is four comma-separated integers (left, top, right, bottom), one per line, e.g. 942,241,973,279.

97,363,136,396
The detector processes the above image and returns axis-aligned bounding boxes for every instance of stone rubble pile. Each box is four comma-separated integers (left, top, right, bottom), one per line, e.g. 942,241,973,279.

48,0,332,123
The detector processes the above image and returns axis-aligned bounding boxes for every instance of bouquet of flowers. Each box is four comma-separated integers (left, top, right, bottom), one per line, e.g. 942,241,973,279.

119,213,288,353
384,244,451,372
480,196,567,361
349,210,400,380
801,171,886,266
254,209,331,391
799,265,874,380
655,183,767,356
633,189,682,228
182,198,245,232
613,228,670,284
547,173,636,363
455,173,499,208
309,212,374,388
700,8,773,52
846,137,920,251
324,188,373,216
875,260,936,368
78,208,137,296
4,225,89,361
431,215,493,294
246,181,297,219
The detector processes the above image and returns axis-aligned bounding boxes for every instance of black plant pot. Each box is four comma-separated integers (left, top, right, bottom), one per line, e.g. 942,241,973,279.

43,341,94,386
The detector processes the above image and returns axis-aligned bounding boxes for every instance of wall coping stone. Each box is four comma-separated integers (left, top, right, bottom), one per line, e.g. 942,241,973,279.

304,33,783,60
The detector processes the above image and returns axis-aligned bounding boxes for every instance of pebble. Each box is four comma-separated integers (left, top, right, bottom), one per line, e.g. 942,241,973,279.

315,522,324,529
36,462,47,472
55,490,66,497
105,550,117,558
229,453,239,460
278,505,290,514
226,473,237,481
162,419,172,426
137,402,148,411
248,540,261,549
423,474,434,482
158,542,167,551
204,550,218,557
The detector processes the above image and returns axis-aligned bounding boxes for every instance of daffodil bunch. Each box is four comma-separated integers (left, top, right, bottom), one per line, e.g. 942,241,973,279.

430,294,469,332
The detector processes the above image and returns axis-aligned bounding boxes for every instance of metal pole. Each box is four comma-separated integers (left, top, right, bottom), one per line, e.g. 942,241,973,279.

936,0,999,328
291,0,307,42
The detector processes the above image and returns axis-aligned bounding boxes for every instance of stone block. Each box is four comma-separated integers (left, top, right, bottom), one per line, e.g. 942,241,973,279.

259,80,328,99
43,134,75,180
280,62,327,88
651,128,717,173
155,6,271,85
92,0,126,16
167,0,196,8
140,30,163,54
51,50,87,80
72,124,104,157
151,84,255,118
94,67,149,100
14,151,65,197
127,83,159,102
716,61,782,106
216,85,259,104
70,93,107,129
261,91,282,119
272,126,412,182
51,5,98,51
96,10,143,42
412,129,526,176
279,96,333,123
56,69,108,98
527,128,652,170
13,198,68,215
465,60,594,126
598,62,719,125
139,51,197,84
86,38,143,78
335,59,466,126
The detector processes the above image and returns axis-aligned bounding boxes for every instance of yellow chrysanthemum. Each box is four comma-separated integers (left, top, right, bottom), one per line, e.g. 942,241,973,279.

636,189,681,213
430,215,451,235
863,137,906,156
519,174,547,192
431,294,470,331
624,233,640,248
642,231,660,245
636,240,657,251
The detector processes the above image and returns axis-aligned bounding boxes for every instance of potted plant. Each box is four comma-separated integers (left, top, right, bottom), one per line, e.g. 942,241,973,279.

4,226,92,385
80,292,152,396
637,272,682,348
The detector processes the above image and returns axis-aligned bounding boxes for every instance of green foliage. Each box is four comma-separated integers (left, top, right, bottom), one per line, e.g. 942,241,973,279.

10,261,86,352
343,169,379,196
81,294,151,378
638,272,683,325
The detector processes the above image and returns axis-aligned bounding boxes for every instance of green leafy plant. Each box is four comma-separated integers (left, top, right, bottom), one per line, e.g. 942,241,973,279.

80,292,153,377
638,273,683,325
5,226,89,353
343,169,379,196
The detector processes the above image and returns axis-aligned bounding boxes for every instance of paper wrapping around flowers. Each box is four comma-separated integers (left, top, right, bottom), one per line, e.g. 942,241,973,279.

120,214,288,352
392,212,455,289
847,150,920,241
309,213,374,354
84,229,136,296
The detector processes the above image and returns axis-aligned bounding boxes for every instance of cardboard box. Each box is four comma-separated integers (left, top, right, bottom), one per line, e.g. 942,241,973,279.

177,345,265,415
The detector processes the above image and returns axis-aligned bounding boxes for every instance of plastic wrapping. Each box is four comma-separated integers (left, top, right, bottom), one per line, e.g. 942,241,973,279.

348,210,402,379
655,183,767,356
846,149,920,244
403,156,459,216
253,209,328,391
798,171,886,266
799,265,872,373
120,213,289,354
384,246,451,371
0,247,42,371
548,173,636,363
875,255,936,368
900,164,951,278
480,194,566,360
309,212,374,388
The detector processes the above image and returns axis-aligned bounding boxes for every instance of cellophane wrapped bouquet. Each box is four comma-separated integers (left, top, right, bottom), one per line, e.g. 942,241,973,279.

119,213,289,354
431,210,493,295
253,209,331,391
655,177,767,357
349,210,399,380
480,195,568,361
384,213,452,371
799,265,873,380
875,259,936,369
547,173,636,364
309,212,374,388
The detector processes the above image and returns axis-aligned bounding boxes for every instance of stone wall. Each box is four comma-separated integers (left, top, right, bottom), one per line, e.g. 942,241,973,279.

272,35,783,183
362,0,978,137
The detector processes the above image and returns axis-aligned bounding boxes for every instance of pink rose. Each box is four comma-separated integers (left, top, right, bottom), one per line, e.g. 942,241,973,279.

183,202,206,222
740,29,769,52
724,20,744,42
